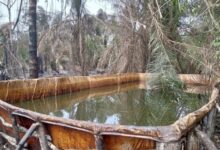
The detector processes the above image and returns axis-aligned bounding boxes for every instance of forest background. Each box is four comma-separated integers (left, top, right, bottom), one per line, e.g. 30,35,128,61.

0,0,220,79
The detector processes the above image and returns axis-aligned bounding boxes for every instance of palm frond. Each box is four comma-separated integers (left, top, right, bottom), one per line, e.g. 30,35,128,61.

147,24,184,95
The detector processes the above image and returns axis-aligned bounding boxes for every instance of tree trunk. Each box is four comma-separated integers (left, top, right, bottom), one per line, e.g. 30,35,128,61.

3,38,8,69
78,19,86,75
29,0,38,78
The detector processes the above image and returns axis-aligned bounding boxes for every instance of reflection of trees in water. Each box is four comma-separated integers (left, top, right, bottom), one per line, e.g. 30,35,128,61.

17,87,208,126
67,89,207,126
69,93,124,123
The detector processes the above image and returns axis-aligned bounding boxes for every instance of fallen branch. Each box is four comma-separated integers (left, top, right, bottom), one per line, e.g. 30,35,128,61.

0,132,16,147
38,123,49,150
94,134,104,150
195,129,217,150
16,122,39,150
216,103,220,112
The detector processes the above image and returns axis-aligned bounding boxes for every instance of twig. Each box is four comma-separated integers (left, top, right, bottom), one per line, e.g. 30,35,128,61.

156,0,163,18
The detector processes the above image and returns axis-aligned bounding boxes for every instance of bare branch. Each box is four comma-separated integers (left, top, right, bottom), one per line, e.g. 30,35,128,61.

156,0,163,18
9,0,17,8
204,0,220,32
0,1,7,7
12,0,23,31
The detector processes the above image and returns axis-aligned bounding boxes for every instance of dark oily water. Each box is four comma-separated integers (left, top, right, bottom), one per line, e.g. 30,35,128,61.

14,83,209,126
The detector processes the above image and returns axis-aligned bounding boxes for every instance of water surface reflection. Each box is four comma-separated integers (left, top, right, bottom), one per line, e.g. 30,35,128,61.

15,82,209,126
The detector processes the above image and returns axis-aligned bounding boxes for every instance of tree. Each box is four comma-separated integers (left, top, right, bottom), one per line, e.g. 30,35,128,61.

29,0,38,78
0,0,14,71
98,0,151,73
71,0,86,75
0,0,24,78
